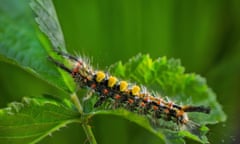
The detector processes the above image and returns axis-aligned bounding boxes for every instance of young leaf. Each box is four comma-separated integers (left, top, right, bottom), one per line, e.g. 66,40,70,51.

0,97,80,144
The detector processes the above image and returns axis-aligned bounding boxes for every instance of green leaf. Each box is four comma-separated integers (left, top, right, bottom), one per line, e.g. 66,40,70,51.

0,1,227,143
30,0,66,52
0,0,74,94
0,97,80,144
102,54,227,143
88,109,165,143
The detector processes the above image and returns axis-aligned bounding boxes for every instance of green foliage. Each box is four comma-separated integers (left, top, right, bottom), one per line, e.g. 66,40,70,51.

0,0,73,93
109,54,226,125
30,0,66,52
0,97,80,144
0,0,230,144
86,54,226,143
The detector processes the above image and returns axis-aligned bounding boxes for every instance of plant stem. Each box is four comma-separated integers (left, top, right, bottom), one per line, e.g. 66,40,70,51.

82,124,97,144
71,93,83,113
71,93,97,144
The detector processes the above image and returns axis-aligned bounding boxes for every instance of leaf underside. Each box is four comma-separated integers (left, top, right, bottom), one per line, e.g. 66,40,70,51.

30,0,66,52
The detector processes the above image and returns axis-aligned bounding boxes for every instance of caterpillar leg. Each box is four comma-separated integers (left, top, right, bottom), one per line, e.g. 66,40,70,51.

94,96,107,107
83,90,94,102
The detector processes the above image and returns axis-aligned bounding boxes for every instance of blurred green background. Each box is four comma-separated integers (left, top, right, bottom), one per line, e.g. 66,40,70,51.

0,0,240,143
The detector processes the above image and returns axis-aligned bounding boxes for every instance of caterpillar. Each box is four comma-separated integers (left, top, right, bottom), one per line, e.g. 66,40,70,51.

49,51,210,129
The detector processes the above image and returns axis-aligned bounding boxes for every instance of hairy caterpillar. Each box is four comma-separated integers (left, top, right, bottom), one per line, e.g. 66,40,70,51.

49,51,210,130
30,0,210,130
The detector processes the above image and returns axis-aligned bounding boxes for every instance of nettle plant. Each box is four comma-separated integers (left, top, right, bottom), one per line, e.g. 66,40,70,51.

0,0,226,144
